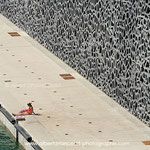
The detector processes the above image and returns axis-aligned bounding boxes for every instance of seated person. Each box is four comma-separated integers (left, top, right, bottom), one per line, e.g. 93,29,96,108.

12,103,34,116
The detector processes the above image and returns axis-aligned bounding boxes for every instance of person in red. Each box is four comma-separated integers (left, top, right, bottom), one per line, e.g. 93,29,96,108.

12,103,34,116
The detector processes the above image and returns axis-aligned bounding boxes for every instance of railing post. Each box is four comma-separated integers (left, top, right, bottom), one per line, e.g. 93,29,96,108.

15,118,25,143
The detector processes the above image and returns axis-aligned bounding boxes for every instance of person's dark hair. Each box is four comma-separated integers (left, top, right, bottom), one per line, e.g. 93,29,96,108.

27,103,32,107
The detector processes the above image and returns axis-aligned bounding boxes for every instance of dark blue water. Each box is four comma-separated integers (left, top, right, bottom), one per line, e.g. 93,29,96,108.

0,121,24,150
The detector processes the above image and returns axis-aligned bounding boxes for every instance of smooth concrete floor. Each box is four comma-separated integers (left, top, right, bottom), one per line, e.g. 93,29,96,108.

0,14,150,150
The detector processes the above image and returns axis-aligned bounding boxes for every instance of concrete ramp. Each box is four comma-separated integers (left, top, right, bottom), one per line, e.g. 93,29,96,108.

0,14,150,150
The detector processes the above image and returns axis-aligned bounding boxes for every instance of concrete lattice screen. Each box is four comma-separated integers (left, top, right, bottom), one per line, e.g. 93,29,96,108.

0,0,150,126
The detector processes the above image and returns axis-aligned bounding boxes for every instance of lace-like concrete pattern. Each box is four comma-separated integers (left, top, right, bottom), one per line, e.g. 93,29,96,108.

0,0,150,125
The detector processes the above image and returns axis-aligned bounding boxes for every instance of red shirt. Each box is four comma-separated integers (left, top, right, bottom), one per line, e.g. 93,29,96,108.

27,107,32,114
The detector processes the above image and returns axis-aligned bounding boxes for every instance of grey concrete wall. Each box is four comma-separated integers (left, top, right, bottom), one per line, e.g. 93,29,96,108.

0,0,150,126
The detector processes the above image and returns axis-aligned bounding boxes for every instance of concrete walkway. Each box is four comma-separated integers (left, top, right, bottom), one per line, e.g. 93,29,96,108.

0,14,150,150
